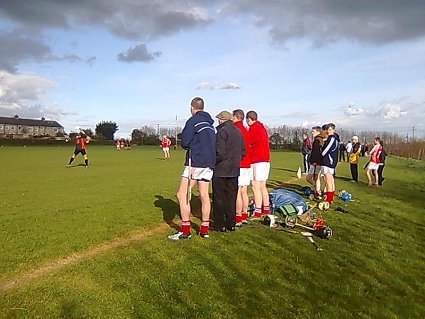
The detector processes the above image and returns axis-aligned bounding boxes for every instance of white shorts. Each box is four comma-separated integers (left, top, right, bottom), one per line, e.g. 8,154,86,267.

238,167,252,186
162,147,169,152
367,162,379,170
322,166,335,175
251,162,270,181
182,166,213,182
308,165,322,175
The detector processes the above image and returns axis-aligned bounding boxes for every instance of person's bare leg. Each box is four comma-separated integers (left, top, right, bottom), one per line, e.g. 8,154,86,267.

176,177,192,221
251,180,262,208
197,181,211,222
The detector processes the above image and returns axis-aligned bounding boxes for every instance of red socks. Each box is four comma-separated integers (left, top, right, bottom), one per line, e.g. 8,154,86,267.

242,212,248,221
254,208,262,217
263,205,270,215
236,215,242,224
200,221,209,235
325,191,335,203
181,221,191,235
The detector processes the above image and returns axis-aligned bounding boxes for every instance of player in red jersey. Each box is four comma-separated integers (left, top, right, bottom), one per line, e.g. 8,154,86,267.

161,135,172,159
246,111,271,218
232,109,252,226
66,132,91,167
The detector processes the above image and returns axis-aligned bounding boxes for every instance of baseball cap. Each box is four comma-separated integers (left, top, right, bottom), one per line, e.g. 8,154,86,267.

216,110,232,121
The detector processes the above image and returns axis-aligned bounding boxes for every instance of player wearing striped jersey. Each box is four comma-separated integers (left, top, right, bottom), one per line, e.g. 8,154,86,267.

67,132,91,168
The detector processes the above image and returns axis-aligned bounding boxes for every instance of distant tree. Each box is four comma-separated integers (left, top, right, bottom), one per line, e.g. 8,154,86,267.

81,128,94,138
95,121,118,140
131,129,147,145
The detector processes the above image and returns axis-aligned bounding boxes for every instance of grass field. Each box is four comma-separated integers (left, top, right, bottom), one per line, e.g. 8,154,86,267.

0,145,424,318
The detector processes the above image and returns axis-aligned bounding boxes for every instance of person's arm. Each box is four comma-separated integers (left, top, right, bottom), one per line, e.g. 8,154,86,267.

321,136,336,156
180,120,194,150
215,130,228,164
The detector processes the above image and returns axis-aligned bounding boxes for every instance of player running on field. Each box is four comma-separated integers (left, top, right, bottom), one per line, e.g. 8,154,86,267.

67,131,91,168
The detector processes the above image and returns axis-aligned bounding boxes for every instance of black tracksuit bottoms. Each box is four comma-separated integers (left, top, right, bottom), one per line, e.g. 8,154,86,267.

212,176,238,229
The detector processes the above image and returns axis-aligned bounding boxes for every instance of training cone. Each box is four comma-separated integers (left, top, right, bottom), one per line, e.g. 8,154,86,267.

296,167,302,179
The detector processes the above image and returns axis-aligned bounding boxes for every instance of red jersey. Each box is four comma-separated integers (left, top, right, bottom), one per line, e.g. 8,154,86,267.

76,136,89,150
161,137,171,148
234,120,251,168
248,121,270,163
370,144,382,163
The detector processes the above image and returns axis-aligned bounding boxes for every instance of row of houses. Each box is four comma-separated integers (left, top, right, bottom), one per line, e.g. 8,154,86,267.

0,116,65,138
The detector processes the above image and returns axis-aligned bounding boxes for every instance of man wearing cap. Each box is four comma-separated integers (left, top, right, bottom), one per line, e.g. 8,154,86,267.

349,135,361,182
168,97,216,240
212,110,246,232
246,110,271,218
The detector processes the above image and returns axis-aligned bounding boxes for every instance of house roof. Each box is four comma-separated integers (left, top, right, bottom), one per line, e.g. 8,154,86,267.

0,117,64,128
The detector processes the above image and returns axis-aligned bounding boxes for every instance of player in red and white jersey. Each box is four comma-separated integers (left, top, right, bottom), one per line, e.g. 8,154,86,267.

365,137,382,186
161,135,172,159
232,109,252,226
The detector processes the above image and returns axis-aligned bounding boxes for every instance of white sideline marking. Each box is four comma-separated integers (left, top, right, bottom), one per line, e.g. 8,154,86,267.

0,224,168,292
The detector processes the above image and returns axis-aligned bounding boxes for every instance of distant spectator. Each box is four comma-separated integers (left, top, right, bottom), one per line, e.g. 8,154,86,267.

361,143,369,157
338,140,346,162
301,132,312,174
365,138,382,186
346,140,353,162
348,136,361,182
377,140,387,186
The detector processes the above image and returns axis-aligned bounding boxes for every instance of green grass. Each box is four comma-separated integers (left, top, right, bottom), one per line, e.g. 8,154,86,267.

0,145,424,318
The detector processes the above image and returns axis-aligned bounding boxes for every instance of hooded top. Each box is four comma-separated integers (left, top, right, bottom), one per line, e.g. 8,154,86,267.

308,134,324,165
181,110,216,168
248,121,270,163
321,133,340,168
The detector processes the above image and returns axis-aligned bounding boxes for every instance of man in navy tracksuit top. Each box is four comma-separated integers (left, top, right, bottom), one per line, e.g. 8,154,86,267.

321,123,340,203
168,97,216,240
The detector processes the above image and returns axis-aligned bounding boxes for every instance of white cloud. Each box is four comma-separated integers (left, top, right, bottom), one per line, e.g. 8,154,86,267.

195,82,240,90
0,71,75,120
374,103,408,119
345,104,367,116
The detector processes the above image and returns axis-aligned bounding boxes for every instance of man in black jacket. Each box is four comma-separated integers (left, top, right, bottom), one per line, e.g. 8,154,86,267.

212,110,246,232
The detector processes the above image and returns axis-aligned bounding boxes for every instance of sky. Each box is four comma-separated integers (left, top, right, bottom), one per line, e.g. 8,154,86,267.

0,0,424,139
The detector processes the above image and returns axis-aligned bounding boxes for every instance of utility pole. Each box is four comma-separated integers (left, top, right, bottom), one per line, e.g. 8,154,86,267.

412,126,415,141
406,133,409,143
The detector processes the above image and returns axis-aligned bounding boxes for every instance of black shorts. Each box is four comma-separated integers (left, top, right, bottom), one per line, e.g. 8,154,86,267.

74,149,87,156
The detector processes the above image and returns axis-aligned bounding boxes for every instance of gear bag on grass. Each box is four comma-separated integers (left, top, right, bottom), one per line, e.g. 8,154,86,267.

269,189,307,214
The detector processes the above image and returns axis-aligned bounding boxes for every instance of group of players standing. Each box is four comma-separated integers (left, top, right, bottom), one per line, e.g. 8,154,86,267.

168,97,271,240
303,124,386,204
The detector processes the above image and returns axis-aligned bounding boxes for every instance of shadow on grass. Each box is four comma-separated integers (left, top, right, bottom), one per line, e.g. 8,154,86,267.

272,167,299,173
154,195,180,231
66,163,87,168
267,180,307,195
154,195,202,233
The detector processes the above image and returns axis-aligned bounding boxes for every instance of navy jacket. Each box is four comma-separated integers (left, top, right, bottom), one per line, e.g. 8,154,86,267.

181,111,216,168
321,133,340,168
214,120,246,177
